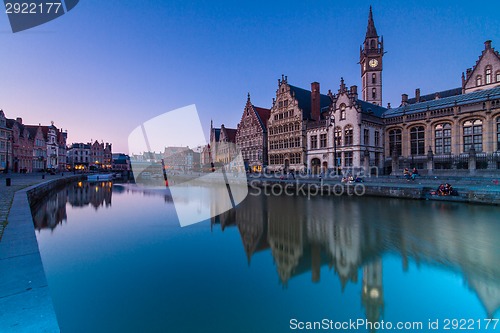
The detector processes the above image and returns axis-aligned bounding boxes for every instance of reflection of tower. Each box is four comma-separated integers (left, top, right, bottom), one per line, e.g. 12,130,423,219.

362,258,384,331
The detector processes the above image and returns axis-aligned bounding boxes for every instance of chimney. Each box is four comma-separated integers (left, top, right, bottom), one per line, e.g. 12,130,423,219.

387,102,391,109
415,88,420,103
485,40,492,50
401,94,408,105
350,85,358,99
16,117,22,124
311,82,321,121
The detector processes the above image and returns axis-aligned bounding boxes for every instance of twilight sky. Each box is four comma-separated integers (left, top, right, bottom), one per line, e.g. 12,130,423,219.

1,0,499,153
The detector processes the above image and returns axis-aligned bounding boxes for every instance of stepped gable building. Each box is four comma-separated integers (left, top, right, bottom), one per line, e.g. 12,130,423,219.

235,93,271,172
207,121,239,169
0,110,13,172
267,76,331,172
383,40,500,173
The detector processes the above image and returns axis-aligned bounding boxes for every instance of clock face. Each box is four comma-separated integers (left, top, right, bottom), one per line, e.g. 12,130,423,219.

369,59,379,68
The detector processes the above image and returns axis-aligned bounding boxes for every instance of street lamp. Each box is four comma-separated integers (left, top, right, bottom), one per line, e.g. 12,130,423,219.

328,115,338,175
5,133,11,174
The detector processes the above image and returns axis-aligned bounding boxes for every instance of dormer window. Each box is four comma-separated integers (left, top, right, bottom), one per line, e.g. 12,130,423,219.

476,76,482,86
486,66,492,84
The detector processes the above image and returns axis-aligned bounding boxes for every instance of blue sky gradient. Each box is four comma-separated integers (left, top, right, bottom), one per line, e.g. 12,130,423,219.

1,0,499,152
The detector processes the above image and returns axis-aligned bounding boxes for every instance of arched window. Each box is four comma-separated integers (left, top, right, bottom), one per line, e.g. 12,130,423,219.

389,129,402,156
435,123,452,154
344,125,353,146
372,73,376,84
283,124,288,132
486,66,492,85
370,39,375,49
410,126,425,155
496,117,500,151
340,103,346,120
463,119,483,152
372,88,376,99
476,76,482,86
295,122,300,131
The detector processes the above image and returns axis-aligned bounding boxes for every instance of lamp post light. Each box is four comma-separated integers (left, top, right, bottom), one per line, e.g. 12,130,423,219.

328,115,337,176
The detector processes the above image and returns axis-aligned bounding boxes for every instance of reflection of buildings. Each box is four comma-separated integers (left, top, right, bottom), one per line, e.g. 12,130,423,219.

211,193,500,324
33,181,113,230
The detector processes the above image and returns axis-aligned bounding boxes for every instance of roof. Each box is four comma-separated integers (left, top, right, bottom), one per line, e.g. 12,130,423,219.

366,6,378,38
357,99,387,117
289,85,331,120
406,88,462,104
253,105,271,129
384,86,500,117
224,128,237,143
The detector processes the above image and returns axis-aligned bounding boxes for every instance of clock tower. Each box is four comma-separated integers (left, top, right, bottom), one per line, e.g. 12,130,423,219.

360,6,384,106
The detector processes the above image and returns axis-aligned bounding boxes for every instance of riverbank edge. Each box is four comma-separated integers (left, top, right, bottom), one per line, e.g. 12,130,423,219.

0,175,84,333
247,179,500,205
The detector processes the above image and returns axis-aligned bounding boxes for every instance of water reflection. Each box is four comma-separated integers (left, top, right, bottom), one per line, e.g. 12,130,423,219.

33,181,113,230
213,190,500,320
33,183,500,325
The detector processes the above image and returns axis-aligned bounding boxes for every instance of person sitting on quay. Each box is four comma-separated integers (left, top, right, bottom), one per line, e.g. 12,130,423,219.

411,167,419,181
403,168,411,180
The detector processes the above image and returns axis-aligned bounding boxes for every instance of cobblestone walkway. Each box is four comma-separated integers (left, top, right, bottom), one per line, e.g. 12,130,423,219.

0,173,60,241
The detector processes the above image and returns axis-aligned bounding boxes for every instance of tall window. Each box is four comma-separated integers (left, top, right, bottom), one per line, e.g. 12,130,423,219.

435,124,452,154
372,73,376,84
486,66,492,85
496,117,500,150
497,71,500,83
340,103,346,120
344,125,353,146
372,88,376,99
410,126,425,155
374,130,380,146
334,127,342,146
476,76,482,86
389,129,402,156
344,151,353,167
310,135,318,149
320,134,327,148
364,129,369,145
463,119,483,152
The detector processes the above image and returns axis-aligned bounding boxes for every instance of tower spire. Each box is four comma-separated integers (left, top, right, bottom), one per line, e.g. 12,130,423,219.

366,6,378,38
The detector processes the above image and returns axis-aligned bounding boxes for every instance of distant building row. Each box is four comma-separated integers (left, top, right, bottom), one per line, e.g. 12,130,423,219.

0,110,121,173
205,8,500,175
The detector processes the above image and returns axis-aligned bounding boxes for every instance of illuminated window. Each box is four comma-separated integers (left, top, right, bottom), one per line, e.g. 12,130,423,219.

435,124,451,154
463,119,483,152
372,88,376,99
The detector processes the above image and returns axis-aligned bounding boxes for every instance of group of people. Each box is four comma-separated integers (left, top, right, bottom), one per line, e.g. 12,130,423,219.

403,167,419,181
436,183,456,196
341,173,363,183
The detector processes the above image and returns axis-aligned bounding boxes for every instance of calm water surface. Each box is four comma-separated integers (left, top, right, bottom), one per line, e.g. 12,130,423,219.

33,181,500,333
